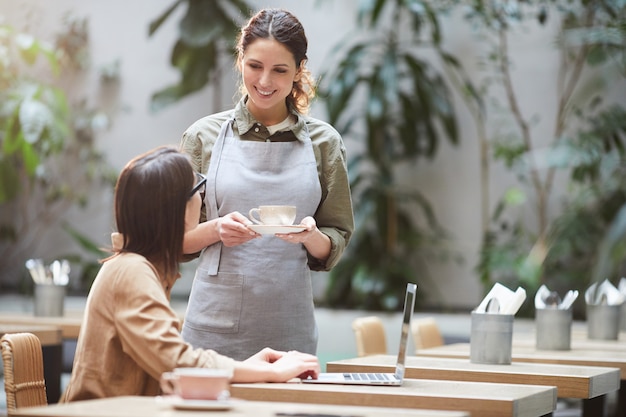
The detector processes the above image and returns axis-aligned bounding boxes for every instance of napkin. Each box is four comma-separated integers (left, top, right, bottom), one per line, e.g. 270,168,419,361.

475,283,527,315
25,258,70,286
534,284,578,310
585,279,625,306
619,277,626,297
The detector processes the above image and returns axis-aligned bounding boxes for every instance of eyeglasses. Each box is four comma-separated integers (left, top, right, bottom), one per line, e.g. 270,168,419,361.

189,172,207,199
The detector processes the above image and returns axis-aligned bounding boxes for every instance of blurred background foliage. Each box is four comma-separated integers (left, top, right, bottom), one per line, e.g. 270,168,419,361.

151,0,473,310
107,0,626,312
148,0,251,112
3,0,626,315
0,14,119,292
318,0,473,310
455,0,626,318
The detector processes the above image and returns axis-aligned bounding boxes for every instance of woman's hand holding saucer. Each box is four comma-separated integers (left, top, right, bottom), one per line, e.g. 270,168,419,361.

217,211,260,247
276,216,316,244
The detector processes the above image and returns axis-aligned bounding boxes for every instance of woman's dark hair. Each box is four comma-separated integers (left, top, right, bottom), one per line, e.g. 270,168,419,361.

236,8,316,114
113,146,193,279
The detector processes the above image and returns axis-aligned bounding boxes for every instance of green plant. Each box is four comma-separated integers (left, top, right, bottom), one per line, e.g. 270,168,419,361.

148,0,252,112
0,14,119,291
320,0,475,310
449,0,626,315
592,197,626,284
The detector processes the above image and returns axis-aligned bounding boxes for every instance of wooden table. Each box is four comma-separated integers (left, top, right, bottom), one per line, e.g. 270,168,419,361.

514,328,626,352
0,306,188,340
1,324,63,404
0,324,62,347
0,312,83,339
230,379,556,417
415,342,626,416
415,343,626,378
9,395,470,417
327,355,619,399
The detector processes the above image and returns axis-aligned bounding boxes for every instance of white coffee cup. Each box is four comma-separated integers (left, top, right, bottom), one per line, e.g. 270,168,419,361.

160,368,231,401
248,205,296,225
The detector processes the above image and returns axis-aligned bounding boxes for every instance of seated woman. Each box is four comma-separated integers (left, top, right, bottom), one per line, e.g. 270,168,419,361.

62,146,319,401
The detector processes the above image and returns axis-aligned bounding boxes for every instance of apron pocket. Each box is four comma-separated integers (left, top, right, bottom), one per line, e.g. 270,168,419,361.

185,271,243,334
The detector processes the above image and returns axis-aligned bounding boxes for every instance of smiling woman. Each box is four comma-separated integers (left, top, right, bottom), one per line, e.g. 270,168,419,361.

240,38,301,125
178,8,354,362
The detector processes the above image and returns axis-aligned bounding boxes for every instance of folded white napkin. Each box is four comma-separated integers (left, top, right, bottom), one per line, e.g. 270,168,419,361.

535,284,578,310
475,283,527,315
585,279,625,306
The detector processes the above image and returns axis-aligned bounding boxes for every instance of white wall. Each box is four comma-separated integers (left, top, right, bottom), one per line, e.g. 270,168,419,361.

3,1,619,310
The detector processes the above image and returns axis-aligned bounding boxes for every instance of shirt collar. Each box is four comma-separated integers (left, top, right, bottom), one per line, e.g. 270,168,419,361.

234,96,308,142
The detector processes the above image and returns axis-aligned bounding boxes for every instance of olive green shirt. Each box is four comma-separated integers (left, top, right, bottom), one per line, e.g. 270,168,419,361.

180,98,354,271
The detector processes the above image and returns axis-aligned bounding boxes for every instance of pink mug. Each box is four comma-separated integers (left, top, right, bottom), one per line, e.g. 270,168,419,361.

160,368,231,401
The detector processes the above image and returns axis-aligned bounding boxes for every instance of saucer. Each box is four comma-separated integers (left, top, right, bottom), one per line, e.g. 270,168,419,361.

157,395,234,411
248,224,306,235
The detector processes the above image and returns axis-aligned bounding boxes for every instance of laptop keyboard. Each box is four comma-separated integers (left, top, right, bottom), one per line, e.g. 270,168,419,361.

343,373,394,381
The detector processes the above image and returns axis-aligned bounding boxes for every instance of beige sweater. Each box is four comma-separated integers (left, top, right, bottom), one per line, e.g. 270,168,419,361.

62,252,235,401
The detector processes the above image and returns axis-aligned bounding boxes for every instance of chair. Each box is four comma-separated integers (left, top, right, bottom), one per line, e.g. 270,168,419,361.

1,332,48,413
351,316,387,356
412,317,444,349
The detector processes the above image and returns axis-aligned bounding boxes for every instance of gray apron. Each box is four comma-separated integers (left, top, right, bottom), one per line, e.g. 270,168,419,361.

182,117,322,360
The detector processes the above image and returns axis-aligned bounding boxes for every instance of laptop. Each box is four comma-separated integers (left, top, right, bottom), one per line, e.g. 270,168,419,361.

302,282,417,386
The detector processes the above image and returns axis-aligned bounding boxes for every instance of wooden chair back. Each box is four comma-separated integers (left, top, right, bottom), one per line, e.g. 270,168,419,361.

1,332,48,413
351,316,387,356
412,317,444,349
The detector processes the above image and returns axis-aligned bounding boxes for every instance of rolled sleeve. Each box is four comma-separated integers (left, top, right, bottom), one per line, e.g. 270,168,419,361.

307,120,354,271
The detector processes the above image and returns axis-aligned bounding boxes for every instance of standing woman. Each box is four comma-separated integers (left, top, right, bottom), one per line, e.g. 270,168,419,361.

181,8,354,360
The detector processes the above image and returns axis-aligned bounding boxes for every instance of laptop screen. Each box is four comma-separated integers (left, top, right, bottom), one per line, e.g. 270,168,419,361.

394,283,417,380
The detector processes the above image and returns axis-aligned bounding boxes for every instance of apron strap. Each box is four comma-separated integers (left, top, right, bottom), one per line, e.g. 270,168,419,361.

202,117,234,275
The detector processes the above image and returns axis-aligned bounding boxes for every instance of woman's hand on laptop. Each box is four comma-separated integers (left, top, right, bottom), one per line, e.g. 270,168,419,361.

232,347,320,383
